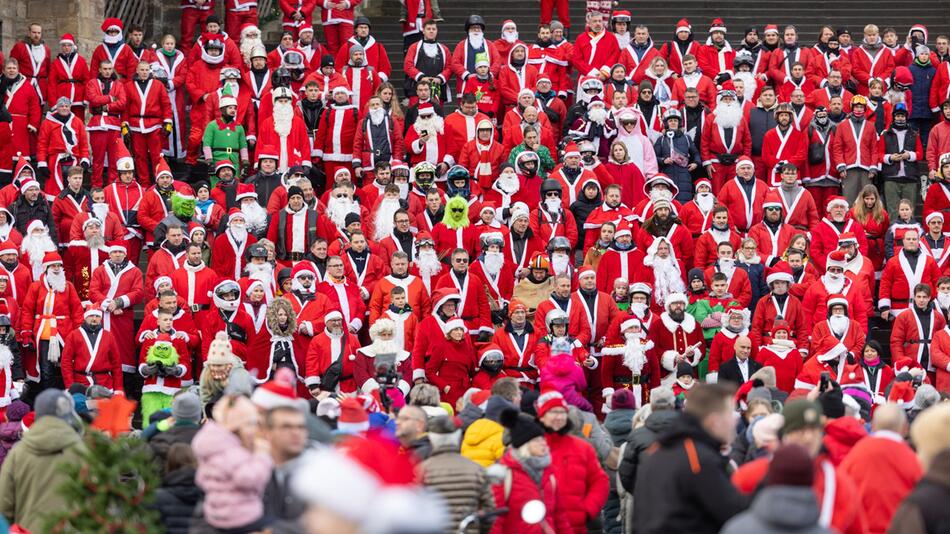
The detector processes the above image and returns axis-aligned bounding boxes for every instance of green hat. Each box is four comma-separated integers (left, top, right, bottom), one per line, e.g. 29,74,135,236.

475,52,490,68
780,400,823,437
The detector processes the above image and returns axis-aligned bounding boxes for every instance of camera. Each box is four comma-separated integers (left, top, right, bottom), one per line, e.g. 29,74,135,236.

819,372,831,391
374,352,400,388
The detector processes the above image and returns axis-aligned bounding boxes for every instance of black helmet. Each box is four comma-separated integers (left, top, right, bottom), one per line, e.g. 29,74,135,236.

548,236,571,252
0,315,10,328
446,165,470,183
247,243,268,259
272,67,292,88
354,16,371,28
540,179,562,197
465,14,486,32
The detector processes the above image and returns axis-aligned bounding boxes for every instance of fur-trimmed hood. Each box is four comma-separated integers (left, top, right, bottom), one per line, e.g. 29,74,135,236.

266,297,296,336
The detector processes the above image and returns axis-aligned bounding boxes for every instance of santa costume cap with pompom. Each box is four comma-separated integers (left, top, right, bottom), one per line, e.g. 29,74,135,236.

536,386,568,418
83,306,103,319
718,79,737,98
837,232,858,247
471,389,491,409
709,18,727,33
477,344,504,366
926,212,944,225
766,262,794,285
235,182,258,202
736,155,755,169
764,24,779,35
251,367,308,410
101,18,123,33
676,18,691,34
762,189,783,210
291,261,316,279
614,221,634,239
577,265,596,280
325,310,344,324
215,160,236,174
826,250,848,270
665,292,688,309
42,251,63,269
337,398,370,434
12,156,36,185
153,275,172,293
206,331,237,365
827,293,849,310
826,195,849,212
60,34,76,46
563,142,580,158
114,137,135,172
620,316,642,333
227,207,245,224
442,317,466,336
155,156,173,180
502,20,517,31
771,319,791,336
0,240,17,257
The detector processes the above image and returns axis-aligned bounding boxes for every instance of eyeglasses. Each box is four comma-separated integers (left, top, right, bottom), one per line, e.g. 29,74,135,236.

827,267,844,274
454,258,469,264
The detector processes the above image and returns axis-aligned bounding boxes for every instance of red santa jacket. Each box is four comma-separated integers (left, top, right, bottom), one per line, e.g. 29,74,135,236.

750,292,808,349
801,276,870,332
497,58,539,109
809,319,866,369
529,207,578,249
341,247,388,298
756,342,804,393
700,116,752,166
337,36,392,82
596,247,646,292
50,191,87,244
47,53,89,108
767,46,814,85
635,223,695,271
61,326,124,392
139,183,193,245
403,40,453,89
317,278,366,331
748,222,798,264
654,311,706,378
670,71,718,108
693,229,742,268
64,243,110,303
139,335,193,394
891,304,947,372
469,259,515,305
571,30,621,79
4,75,42,156
718,176,768,232
352,114,404,172
806,50,853,87
678,199,715,238
831,117,879,171
123,78,172,133
85,76,128,131
529,43,570,95
88,260,145,361
707,327,751,379
532,296,593,348
879,250,942,312
433,270,492,336
761,125,808,185
779,186,820,231
424,334,477,406
20,277,84,380
459,137,505,189
704,264,753,307
444,110,490,162
146,242,187,290
851,45,896,95
313,102,359,163
91,43,136,80
810,217,870,270
171,262,220,311
258,113,312,168
572,289,620,352
9,41,50,99
37,114,90,196
697,43,736,80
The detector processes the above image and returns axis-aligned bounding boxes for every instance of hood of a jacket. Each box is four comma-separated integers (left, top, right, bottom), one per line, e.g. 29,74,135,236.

546,353,578,378
644,409,679,434
162,467,202,503
20,416,82,456
484,395,515,422
604,408,636,441
463,418,503,448
749,486,822,528
823,417,868,463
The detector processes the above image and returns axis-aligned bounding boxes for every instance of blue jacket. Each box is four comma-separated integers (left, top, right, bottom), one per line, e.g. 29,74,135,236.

909,62,936,118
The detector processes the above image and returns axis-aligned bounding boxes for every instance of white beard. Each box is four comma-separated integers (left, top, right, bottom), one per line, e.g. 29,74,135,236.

92,202,110,221
630,302,648,318
327,196,359,229
938,292,950,311
694,192,714,213
366,338,403,356
493,172,520,195
246,261,274,282
241,36,263,64
416,249,442,277
616,32,631,49
242,202,269,234
468,33,485,49
502,30,519,43
719,258,736,279
414,115,444,135
483,251,505,277
829,315,849,336
87,234,105,249
714,101,743,129
544,198,562,213
551,253,570,275
885,89,906,105
652,256,685,306
588,107,608,125
822,273,845,294
274,101,294,137
369,107,385,125
622,338,647,374
23,232,56,278
373,199,401,241
229,226,248,244
47,270,66,292
0,223,10,240
732,71,757,101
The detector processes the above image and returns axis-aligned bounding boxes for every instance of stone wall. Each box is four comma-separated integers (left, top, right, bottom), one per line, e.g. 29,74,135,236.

2,0,106,57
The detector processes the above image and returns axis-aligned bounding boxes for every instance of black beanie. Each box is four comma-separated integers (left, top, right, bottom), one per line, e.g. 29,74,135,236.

818,386,845,419
321,54,335,68
287,185,304,199
344,212,361,227
500,408,544,448
677,361,694,378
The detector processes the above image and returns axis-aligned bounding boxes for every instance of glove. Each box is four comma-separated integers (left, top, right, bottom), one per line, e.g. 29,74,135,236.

154,361,168,376
80,160,90,171
142,363,159,377
37,166,50,180
714,72,732,86
167,365,185,378
164,122,173,136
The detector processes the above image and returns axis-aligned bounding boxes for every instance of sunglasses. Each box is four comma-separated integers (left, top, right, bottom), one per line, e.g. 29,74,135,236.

765,206,781,211
451,208,464,213
454,258,469,263
335,194,349,199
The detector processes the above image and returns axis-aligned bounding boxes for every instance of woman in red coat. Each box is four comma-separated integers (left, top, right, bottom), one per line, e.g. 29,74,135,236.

536,390,609,534
424,317,476,407
849,184,889,271
601,141,646,208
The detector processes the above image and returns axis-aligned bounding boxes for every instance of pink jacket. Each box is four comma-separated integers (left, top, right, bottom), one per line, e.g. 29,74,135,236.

539,352,593,412
192,421,274,529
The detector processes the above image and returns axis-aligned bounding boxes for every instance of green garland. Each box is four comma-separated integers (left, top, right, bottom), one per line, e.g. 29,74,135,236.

45,431,163,534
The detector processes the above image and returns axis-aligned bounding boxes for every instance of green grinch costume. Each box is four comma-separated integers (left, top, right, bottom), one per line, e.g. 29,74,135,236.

139,333,188,422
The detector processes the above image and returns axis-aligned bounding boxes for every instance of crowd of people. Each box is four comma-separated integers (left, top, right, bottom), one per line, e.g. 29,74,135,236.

1,0,950,532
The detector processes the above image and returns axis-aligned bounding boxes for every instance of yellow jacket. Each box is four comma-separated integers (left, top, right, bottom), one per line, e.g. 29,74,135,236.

460,418,505,467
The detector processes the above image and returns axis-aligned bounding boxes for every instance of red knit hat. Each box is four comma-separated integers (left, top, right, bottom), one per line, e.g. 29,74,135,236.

251,367,307,410
535,386,568,418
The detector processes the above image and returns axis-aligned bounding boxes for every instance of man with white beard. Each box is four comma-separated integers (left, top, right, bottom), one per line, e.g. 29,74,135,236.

353,96,404,182
324,182,362,236
405,103,452,174
20,221,57,281
239,24,264,67
634,237,686,310
411,232,443,294
600,317,659,409
355,318,412,395
469,233,515,316
68,188,126,242
211,209,257,280
267,186,319,264
700,81,752,193
237,187,270,239
452,15,498,94
678,178,716,238
257,87,312,173
64,218,110,303
243,244,276,302
568,97,614,152
484,164,521,220
796,296,866,393
371,186,402,242
19,252,83,398
801,249,870,327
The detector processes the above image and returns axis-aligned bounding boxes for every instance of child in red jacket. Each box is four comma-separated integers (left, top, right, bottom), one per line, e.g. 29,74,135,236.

461,55,501,120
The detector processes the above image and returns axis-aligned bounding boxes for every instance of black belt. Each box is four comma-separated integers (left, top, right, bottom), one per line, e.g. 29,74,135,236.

506,366,535,372
614,375,642,385
190,304,210,312
289,252,305,261
906,339,932,344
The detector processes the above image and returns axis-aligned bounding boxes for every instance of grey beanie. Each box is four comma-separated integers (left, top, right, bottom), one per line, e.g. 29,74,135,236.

34,389,83,432
172,390,202,423
650,387,675,410
915,384,940,410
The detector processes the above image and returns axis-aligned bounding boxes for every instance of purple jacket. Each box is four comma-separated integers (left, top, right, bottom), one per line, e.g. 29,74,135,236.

539,352,593,412
191,421,274,529
0,421,22,467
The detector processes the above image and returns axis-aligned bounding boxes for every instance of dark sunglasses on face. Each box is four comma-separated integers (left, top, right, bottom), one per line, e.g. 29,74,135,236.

451,207,464,213
454,258,469,263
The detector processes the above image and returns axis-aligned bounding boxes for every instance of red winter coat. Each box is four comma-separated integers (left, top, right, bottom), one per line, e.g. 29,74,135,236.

489,451,573,534
761,126,808,185
750,293,808,350
810,217,869,270
703,264,753,307
571,30,621,79
840,433,922,534
544,430,610,533
879,251,941,313
755,343,804,393
90,43,136,80
929,327,950,393
60,327,124,393
534,297,593,346
801,277,870,329
424,335,476,406
47,53,89,108
851,46,896,95
670,73,718,108
88,261,145,361
767,46,814,85
529,207,578,249
831,117,879,171
85,76,128,131
123,78,172,133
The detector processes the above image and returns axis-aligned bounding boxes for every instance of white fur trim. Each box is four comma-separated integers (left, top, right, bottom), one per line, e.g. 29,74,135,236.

661,350,679,371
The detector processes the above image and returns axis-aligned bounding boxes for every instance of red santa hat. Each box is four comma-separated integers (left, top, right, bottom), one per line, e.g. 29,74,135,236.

535,386,568,418
614,221,634,239
153,275,172,293
814,335,848,362
611,10,632,22
826,250,848,270
620,316,642,333
501,19,517,31
676,18,692,34
508,299,528,317
337,398,370,434
563,142,580,158
735,155,755,170
19,178,40,193
893,357,922,374
114,137,134,172
442,317,467,336
766,262,794,285
325,310,344,324
909,24,929,43
60,34,76,46
417,102,435,116
155,157,173,181
577,265,596,280
764,24,779,35
251,368,308,411
12,156,35,184
837,232,859,248
186,222,205,239
42,251,63,269
478,344,505,366
826,293,849,311
431,288,462,315
709,18,727,33
257,145,279,163
536,74,552,85
101,18,123,33
240,277,265,298
630,282,653,296
826,195,849,212
215,160,236,175
694,178,712,192
416,230,435,246
762,189,783,211
718,79,737,97
390,159,409,174
290,261,315,280
235,183,257,202
771,319,791,336
665,292,688,308
227,207,246,224
0,240,17,257
83,306,103,319
926,211,944,225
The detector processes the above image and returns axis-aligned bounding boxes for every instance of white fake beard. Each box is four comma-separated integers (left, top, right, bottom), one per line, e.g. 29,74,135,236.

273,101,294,137
822,273,845,294
47,270,66,292
416,249,442,277
396,182,409,199
715,101,743,129
229,225,248,244
246,261,273,281
653,257,685,305
373,199,401,241
937,292,950,310
240,36,263,64
829,315,849,336
367,338,403,355
551,253,570,275
885,89,906,105
483,251,505,276
0,223,10,239
369,107,386,125
695,192,714,213
87,234,105,249
630,302,648,318
468,32,485,49
414,115,444,135
242,202,269,233
732,71,757,101
588,106,607,124
291,277,314,294
327,196,359,229
103,32,122,45
92,202,110,221
718,258,736,278
622,336,647,373
544,198,562,213
23,232,56,267
650,188,673,203
494,172,520,195
503,30,519,43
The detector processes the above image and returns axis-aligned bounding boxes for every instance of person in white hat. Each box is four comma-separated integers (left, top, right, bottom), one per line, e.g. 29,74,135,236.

652,291,705,385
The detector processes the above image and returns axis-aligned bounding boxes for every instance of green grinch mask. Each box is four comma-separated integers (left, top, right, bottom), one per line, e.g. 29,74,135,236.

172,192,196,218
442,196,470,230
146,341,180,367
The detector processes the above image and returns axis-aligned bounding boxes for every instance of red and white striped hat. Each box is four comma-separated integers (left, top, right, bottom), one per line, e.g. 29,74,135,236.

535,386,568,418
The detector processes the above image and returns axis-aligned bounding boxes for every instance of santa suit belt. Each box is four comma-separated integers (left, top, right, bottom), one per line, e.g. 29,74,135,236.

289,252,306,261
212,146,235,153
190,303,210,312
614,375,642,385
506,366,535,372
905,339,932,344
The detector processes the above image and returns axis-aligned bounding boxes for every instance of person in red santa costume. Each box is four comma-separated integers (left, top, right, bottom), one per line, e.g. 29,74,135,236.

60,307,124,394
410,231,444,295
633,193,692,270
47,34,88,120
570,12,619,90
794,296,864,394
410,289,460,381
717,156,767,232
257,87,312,174
700,82,751,193
170,242,218,314
880,229,941,320
317,254,366,335
124,60,173,185
810,195,870,270
750,263,808,350
368,251,430,323
692,206,742,268
64,218,110,303
19,219,57,283
0,240,32,306
458,122,504,191
491,299,540,385
749,189,800,264
19,252,84,396
405,103,454,172
599,316,660,410
581,184,635,250
145,224,189,291
760,104,808,185
534,273,593,345
50,167,89,242
801,250,870,327
754,320,803,393
198,280,256,364
353,317,412,396
340,44,377,113
211,209,257,280
468,232,515,314
8,23,50,106
836,232,875,309
595,221,644,292
335,17,391,83
677,178,716,238
2,59,42,168
89,18,134,79
651,291,705,386
102,143,145,261
88,242,143,360
304,310,361,395
84,59,127,187
530,179,578,249
311,86,359,187
433,248,492,341
424,317,477,407
497,43,538,115
703,241,752,307
238,277,274,379
706,305,752,383
341,230,387,303
890,283,946,382
139,157,194,248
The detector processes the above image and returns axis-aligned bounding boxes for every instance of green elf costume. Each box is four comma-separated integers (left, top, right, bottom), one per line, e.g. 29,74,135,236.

138,332,192,422
202,85,248,173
